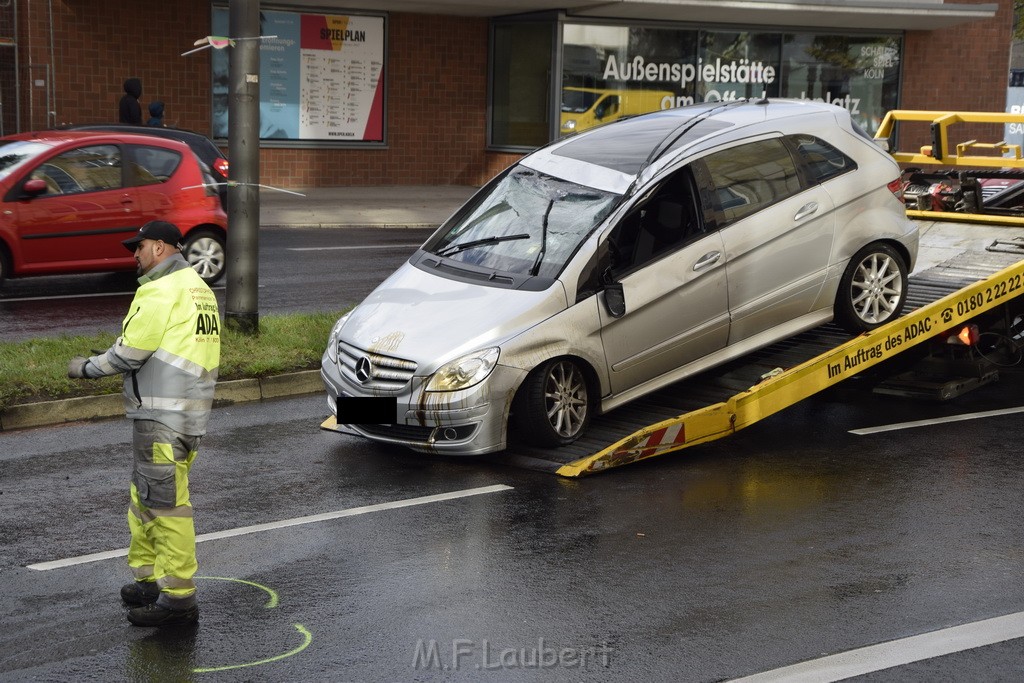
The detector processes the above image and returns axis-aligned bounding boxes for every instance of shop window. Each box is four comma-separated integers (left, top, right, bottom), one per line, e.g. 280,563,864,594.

560,24,695,136
490,21,553,149
491,19,901,149
779,34,901,135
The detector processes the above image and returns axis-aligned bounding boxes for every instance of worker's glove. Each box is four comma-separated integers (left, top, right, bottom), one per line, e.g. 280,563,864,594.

67,356,91,379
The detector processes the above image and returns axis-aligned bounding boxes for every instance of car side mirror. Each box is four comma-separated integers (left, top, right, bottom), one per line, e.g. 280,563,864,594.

22,178,48,197
603,282,626,318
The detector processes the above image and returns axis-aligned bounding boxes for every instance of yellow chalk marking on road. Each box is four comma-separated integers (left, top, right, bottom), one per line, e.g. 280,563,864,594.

189,576,310,674
195,575,279,608
193,624,313,674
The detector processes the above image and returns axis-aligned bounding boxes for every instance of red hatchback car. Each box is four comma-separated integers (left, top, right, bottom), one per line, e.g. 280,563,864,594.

0,130,227,287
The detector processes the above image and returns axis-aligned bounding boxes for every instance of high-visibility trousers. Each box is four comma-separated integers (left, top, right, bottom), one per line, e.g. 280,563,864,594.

126,419,202,600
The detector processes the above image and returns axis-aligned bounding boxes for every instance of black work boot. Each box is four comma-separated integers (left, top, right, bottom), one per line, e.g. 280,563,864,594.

127,601,199,627
120,581,160,607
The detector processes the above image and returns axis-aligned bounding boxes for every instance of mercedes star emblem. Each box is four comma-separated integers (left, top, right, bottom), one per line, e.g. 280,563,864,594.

355,356,373,383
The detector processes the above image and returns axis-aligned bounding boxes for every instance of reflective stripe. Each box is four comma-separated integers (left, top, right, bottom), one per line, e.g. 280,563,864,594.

114,340,155,362
145,396,214,412
154,347,214,379
89,353,118,376
157,575,196,590
129,501,193,521
132,565,155,580
148,505,195,519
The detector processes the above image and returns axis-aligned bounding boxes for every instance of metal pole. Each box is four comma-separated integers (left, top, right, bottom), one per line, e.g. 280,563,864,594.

226,0,260,335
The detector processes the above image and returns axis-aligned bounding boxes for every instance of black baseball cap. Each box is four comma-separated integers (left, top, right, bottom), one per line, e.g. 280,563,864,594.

122,221,183,252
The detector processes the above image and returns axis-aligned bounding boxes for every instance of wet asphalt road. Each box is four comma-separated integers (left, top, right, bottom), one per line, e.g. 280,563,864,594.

2,374,1023,681
0,227,434,342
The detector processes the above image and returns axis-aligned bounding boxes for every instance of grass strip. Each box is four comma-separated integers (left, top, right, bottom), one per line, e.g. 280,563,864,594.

0,310,344,410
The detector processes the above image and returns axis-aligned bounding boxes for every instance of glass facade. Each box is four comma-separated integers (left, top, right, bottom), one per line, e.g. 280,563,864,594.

490,18,901,148
490,21,554,148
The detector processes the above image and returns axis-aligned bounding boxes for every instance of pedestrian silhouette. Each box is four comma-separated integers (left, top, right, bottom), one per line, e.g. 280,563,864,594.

119,78,143,125
147,101,165,127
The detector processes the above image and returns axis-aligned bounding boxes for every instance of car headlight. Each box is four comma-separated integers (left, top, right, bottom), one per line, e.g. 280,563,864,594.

562,119,577,131
325,309,354,364
425,348,500,392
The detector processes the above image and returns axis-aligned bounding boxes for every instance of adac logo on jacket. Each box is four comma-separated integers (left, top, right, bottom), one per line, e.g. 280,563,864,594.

196,311,220,336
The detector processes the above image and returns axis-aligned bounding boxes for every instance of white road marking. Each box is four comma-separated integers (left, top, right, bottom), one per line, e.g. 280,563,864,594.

27,484,513,571
849,406,1024,435
728,611,1024,682
286,243,422,251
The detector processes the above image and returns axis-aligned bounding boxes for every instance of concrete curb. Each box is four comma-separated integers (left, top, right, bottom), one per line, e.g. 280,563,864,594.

0,370,323,432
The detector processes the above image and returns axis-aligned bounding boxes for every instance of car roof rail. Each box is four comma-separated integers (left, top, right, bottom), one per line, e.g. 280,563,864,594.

625,98,754,198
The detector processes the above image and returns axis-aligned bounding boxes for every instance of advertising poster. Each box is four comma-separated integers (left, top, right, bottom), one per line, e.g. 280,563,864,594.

211,8,385,143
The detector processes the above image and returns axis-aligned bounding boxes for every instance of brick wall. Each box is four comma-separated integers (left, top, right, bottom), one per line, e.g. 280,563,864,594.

899,0,1014,152
19,2,515,188
15,0,1016,189
19,0,212,131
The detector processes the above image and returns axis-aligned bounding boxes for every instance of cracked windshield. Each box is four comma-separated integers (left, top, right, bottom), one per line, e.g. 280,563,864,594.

428,165,619,278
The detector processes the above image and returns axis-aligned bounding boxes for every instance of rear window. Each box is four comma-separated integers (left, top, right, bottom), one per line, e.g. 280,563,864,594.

788,134,857,184
554,114,733,175
131,145,182,185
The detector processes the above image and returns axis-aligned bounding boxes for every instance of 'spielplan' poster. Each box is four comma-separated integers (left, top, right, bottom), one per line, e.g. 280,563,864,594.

211,8,385,143
299,14,384,141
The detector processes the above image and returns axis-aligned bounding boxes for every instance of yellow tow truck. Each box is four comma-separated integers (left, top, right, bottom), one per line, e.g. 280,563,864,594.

876,109,1024,226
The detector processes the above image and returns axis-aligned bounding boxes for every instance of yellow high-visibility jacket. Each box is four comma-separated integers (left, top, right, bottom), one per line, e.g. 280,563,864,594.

85,254,220,435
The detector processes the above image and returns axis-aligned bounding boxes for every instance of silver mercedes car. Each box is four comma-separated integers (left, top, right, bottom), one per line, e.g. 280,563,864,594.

321,99,918,455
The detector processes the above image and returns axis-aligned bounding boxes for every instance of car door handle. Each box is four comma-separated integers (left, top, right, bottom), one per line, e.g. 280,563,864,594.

793,201,819,221
693,251,721,271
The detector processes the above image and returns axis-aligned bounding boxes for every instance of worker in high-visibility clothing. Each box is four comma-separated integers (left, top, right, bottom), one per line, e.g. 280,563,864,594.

68,220,219,627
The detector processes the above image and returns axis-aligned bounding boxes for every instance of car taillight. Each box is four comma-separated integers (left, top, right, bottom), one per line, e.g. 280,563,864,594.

887,178,903,202
213,157,229,178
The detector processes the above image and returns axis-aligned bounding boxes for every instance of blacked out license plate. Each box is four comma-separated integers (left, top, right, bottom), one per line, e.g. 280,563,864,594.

336,396,397,425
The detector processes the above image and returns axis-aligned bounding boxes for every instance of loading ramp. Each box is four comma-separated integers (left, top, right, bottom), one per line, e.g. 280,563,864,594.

499,248,1024,477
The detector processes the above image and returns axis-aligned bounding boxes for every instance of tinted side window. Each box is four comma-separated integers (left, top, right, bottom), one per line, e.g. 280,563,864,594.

788,134,857,184
31,145,121,195
606,166,704,276
131,145,182,185
703,138,801,227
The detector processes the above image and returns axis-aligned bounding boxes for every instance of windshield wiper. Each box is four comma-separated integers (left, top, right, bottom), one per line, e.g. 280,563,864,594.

529,200,554,276
435,233,530,257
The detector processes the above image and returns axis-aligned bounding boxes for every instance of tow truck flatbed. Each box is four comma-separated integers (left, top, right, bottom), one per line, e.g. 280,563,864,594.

488,248,1024,476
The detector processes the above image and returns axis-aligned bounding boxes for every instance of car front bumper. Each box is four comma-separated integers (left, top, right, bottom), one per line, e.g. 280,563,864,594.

320,352,525,456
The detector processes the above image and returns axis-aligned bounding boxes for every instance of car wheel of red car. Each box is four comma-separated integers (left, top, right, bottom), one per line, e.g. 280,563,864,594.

182,229,226,285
